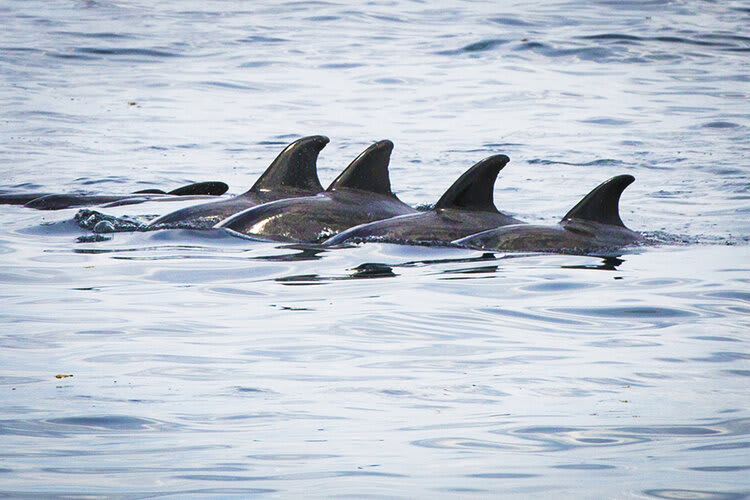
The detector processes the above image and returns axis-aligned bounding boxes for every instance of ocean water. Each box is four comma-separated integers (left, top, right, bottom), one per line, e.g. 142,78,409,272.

1,0,749,498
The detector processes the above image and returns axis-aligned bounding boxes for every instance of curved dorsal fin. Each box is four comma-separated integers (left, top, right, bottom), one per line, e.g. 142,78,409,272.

326,140,395,196
249,135,328,193
434,154,509,212
562,174,635,226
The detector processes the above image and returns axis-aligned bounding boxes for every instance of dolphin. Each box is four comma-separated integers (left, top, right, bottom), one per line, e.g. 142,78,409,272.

218,140,417,242
102,181,231,207
0,192,51,205
22,181,229,210
324,154,523,246
0,181,228,209
147,135,329,228
454,174,642,253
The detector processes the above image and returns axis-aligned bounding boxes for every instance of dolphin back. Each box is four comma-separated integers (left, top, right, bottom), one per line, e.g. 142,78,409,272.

434,154,509,212
168,181,229,196
249,135,329,194
562,174,635,227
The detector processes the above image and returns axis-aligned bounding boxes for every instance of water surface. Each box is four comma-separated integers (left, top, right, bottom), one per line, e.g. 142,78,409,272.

1,0,749,497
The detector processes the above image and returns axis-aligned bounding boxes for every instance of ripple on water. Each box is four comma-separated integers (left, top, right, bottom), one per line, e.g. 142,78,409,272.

551,463,616,470
497,418,750,453
541,305,704,331
643,489,748,500
0,415,179,437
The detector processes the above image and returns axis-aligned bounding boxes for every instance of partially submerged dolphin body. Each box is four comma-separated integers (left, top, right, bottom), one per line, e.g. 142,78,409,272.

454,175,641,253
148,135,329,228
219,140,417,242
324,154,523,246
22,182,229,210
0,182,228,209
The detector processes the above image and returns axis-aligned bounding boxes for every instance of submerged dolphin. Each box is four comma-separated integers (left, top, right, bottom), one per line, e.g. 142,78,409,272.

1,182,228,209
101,181,231,207
324,154,523,246
26,182,229,210
219,140,417,242
148,135,329,228
455,175,641,253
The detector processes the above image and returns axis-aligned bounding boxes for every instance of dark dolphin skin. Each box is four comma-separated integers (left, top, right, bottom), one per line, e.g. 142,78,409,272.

148,135,329,228
324,154,523,245
0,182,229,210
0,193,50,205
454,175,642,253
218,140,417,242
102,181,230,208
28,182,229,210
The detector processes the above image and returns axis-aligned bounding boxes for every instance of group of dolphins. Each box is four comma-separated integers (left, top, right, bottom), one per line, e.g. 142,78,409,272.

3,135,643,253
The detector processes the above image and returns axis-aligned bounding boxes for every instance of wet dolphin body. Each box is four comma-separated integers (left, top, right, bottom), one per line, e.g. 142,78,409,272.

0,193,51,205
324,154,523,246
102,181,231,207
148,135,329,228
0,182,228,209
455,175,642,253
22,182,229,210
219,140,417,243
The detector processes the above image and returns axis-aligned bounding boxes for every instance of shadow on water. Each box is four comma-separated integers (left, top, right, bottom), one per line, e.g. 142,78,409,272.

275,263,397,285
251,244,326,263
561,256,625,271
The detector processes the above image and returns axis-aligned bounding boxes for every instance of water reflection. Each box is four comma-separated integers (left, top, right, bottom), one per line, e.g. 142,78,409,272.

644,489,747,500
561,255,625,271
252,245,326,263
439,265,499,280
275,262,396,285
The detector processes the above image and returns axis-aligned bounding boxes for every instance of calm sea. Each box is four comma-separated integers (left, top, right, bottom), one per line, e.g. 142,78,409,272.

1,0,749,497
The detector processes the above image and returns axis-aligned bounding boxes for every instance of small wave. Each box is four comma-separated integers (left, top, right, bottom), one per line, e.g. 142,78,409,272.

644,488,747,500
238,60,276,68
199,80,261,91
580,117,632,126
702,121,741,129
52,31,135,40
581,32,750,51
436,38,510,56
0,415,179,437
74,47,181,58
237,35,288,43
527,158,623,167
319,62,363,69
488,16,534,27
439,30,750,63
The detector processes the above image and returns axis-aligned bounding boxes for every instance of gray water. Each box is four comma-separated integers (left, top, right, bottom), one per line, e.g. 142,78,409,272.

1,0,749,498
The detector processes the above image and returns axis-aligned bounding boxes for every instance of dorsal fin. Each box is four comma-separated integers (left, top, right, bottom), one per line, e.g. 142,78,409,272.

132,188,166,194
562,174,635,226
249,135,328,193
434,154,509,212
326,140,395,196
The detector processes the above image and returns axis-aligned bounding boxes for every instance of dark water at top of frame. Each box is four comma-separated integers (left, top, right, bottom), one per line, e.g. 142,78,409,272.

1,0,749,498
